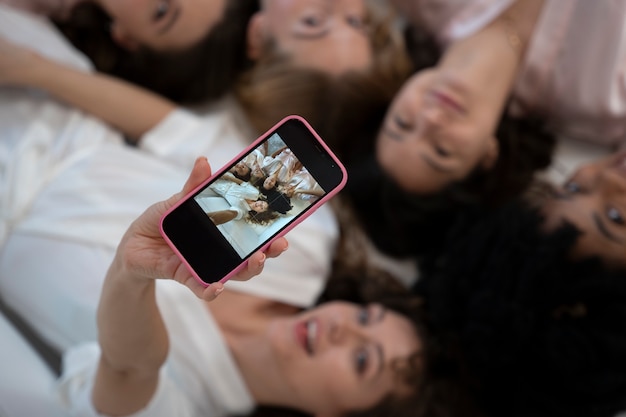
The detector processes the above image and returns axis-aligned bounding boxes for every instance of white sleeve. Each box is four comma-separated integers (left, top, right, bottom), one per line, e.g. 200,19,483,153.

0,4,92,72
58,344,196,417
139,109,225,168
538,136,613,185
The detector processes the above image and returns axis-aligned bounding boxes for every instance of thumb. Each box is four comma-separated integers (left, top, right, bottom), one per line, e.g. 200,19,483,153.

180,157,213,197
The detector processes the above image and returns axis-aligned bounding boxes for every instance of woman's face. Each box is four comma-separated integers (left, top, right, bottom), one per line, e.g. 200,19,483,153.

249,200,269,213
252,166,265,180
98,0,227,51
233,163,251,177
266,301,421,415
542,151,626,268
376,70,499,194
263,176,277,190
250,0,372,75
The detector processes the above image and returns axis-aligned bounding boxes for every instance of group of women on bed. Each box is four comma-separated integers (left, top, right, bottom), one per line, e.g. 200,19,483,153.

0,1,625,417
202,142,324,228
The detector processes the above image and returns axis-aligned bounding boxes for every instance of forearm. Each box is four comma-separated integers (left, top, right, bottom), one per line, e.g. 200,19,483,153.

296,188,325,197
24,58,174,141
93,256,168,414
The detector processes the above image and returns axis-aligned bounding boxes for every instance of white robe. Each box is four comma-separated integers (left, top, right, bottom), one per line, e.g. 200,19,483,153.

0,8,338,416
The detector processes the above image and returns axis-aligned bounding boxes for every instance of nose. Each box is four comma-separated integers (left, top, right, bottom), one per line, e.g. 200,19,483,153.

421,105,445,128
328,318,364,346
415,106,446,141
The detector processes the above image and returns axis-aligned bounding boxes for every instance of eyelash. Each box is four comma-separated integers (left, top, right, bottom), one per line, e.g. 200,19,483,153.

346,15,366,30
355,349,369,375
354,307,371,375
567,182,624,226
358,307,370,325
435,145,449,157
302,14,323,27
564,181,583,194
607,207,625,225
394,116,412,131
154,0,170,21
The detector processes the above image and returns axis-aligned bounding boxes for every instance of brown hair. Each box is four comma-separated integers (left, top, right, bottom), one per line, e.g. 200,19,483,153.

54,0,258,104
234,1,413,140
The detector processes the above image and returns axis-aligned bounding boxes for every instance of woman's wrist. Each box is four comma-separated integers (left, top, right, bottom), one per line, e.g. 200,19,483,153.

108,245,157,290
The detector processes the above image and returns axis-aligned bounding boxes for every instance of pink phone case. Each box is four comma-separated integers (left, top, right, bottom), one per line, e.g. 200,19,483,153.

160,115,347,287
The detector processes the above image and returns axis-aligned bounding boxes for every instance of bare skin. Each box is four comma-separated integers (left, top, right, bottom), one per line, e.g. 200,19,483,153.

376,0,545,194
93,157,288,415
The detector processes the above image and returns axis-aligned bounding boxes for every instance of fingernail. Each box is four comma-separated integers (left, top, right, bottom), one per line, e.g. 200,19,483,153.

282,241,289,252
215,287,224,296
258,253,266,265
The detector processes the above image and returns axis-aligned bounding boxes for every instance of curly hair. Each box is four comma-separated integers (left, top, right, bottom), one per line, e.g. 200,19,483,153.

415,199,626,417
247,197,481,417
246,205,279,225
54,0,258,104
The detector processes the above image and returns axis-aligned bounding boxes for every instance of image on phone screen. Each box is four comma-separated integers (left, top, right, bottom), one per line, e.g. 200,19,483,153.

193,133,324,258
161,116,346,285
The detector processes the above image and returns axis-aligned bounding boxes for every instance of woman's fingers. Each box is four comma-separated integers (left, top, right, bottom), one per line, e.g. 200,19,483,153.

265,237,289,258
181,157,212,195
228,238,289,282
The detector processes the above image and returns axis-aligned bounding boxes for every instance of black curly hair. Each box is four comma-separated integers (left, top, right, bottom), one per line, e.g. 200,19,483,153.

54,0,258,104
247,204,482,417
415,199,626,417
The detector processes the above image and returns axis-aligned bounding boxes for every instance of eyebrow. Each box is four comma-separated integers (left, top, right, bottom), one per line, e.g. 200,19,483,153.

421,153,451,173
593,212,623,243
158,6,181,35
372,308,387,379
384,128,403,141
292,28,330,40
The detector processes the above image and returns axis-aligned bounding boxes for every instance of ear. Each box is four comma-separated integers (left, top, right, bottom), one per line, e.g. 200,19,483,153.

246,12,266,61
110,21,140,51
480,135,500,170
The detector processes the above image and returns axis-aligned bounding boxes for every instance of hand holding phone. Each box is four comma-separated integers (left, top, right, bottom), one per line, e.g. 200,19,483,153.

160,116,347,286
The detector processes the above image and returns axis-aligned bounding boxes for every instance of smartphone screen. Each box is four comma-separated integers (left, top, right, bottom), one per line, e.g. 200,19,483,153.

160,116,347,285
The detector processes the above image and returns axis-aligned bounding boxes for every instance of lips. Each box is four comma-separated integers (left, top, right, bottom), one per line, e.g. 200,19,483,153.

295,319,318,355
430,90,466,114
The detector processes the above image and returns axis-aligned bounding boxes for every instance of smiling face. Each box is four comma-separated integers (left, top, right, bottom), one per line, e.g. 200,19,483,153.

263,176,277,190
376,70,499,194
266,301,421,415
99,0,227,51
249,0,372,75
233,163,251,178
542,151,626,268
249,200,269,213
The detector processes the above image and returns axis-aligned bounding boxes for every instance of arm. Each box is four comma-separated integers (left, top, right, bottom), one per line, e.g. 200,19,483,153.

206,209,239,225
294,188,325,197
221,172,245,184
270,146,288,158
0,37,173,141
92,157,288,415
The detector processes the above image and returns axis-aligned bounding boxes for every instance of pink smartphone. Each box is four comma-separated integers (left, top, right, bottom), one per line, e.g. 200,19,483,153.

160,115,347,286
